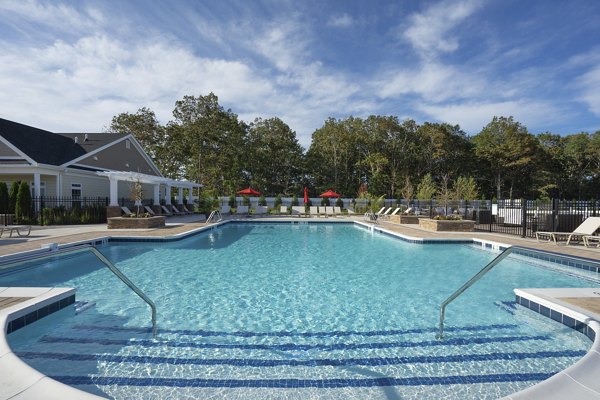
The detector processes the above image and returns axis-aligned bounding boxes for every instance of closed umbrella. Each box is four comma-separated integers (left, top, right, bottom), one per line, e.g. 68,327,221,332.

303,187,309,204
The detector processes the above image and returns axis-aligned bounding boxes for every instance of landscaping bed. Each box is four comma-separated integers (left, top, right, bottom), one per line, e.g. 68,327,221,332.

418,218,474,232
107,216,165,229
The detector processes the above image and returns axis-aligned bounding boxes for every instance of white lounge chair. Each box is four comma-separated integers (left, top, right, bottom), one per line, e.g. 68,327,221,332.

236,205,249,215
325,206,335,217
381,207,401,220
121,206,134,216
170,205,185,216
0,225,31,238
220,205,231,215
310,206,319,217
144,206,156,216
536,217,600,245
181,205,194,214
333,206,342,216
583,235,600,247
161,205,173,216
378,207,392,218
291,206,305,217
280,206,288,214
253,206,268,216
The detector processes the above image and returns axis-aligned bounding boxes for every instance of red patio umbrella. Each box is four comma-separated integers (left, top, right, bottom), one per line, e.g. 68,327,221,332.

319,189,341,198
303,187,309,204
237,187,261,196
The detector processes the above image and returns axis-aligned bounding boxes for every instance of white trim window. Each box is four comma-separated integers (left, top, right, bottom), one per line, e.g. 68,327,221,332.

71,183,82,207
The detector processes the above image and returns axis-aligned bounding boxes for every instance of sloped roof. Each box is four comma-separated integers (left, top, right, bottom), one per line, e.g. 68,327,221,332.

0,118,128,166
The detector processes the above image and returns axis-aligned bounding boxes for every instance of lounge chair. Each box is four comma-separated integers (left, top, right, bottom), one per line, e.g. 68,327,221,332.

181,205,194,214
236,205,249,215
374,207,386,216
121,206,133,216
381,207,401,220
583,235,600,247
161,205,173,216
310,206,319,217
378,207,392,219
325,206,335,217
536,217,600,245
144,206,156,216
280,206,288,214
220,205,231,215
170,205,185,216
403,207,414,215
291,206,305,217
0,225,31,238
253,206,268,216
333,206,342,216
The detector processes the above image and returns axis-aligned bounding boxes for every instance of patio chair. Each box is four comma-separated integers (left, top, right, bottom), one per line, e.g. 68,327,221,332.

583,235,600,248
161,205,173,216
253,206,268,216
181,205,194,214
170,205,185,216
121,206,134,216
291,206,306,217
378,207,393,219
333,206,342,216
280,205,288,214
236,205,249,215
0,225,31,238
325,206,335,217
536,217,600,245
380,207,401,220
310,206,319,217
220,205,231,215
144,206,156,216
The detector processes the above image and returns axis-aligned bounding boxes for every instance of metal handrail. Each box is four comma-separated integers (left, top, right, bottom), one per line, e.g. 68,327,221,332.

6,244,158,337
207,210,222,224
437,246,516,339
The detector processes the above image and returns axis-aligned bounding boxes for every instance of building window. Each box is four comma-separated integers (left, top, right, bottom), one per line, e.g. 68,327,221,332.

71,183,82,208
30,181,46,197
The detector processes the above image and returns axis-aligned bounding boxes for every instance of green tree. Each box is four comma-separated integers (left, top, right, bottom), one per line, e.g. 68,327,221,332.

453,176,479,200
472,116,539,199
0,182,8,214
8,181,19,214
246,117,304,195
416,174,436,199
15,181,31,223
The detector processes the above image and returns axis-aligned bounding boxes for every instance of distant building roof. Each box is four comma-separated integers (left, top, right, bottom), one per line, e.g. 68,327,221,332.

0,118,128,166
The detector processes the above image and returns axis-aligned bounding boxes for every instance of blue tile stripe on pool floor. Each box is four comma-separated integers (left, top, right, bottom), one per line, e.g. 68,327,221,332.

17,349,585,367
51,372,558,388
39,334,551,351
71,323,520,337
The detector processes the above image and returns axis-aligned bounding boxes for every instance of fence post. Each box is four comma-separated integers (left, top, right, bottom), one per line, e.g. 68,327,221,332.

552,198,559,231
521,198,527,238
429,199,433,218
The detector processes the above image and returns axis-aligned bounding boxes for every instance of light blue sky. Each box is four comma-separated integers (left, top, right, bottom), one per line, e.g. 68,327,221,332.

1,0,599,146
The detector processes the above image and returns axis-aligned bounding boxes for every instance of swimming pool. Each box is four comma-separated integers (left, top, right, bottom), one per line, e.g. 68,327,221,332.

3,222,599,399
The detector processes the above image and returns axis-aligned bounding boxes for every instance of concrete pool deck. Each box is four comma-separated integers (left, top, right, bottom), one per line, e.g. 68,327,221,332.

0,216,600,399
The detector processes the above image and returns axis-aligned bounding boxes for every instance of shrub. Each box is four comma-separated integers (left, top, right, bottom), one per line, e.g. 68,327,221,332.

0,182,8,214
335,198,343,208
228,194,236,208
274,194,282,208
291,195,299,206
15,181,31,223
258,195,266,206
8,181,19,214
242,196,250,206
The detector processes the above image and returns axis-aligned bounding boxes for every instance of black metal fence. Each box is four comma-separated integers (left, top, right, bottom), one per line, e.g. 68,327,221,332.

388,198,599,238
32,196,109,225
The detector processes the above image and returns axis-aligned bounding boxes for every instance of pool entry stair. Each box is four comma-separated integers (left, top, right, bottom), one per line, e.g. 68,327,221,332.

438,247,516,339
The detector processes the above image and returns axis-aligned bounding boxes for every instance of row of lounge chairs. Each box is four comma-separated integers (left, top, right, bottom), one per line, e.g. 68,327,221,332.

121,205,194,217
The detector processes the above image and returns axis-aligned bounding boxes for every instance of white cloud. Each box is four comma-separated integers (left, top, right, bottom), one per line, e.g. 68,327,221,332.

416,100,562,134
577,65,600,116
327,13,355,28
403,0,483,58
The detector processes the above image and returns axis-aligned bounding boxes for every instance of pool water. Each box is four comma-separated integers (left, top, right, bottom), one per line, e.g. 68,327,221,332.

3,223,599,399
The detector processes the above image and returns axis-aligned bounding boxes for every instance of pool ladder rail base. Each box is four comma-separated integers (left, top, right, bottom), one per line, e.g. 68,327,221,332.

437,246,516,340
207,210,223,224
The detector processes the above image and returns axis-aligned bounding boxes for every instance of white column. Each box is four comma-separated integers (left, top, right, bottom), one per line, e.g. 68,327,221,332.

178,187,183,204
187,186,194,204
56,173,62,198
153,184,160,205
165,185,172,205
109,178,119,206
33,173,41,212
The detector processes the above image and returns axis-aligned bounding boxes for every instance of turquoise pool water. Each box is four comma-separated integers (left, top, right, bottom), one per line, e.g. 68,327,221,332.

4,222,599,399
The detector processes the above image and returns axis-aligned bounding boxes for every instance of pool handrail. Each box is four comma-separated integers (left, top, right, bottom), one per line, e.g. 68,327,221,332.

2,244,158,337
437,246,516,339
207,209,222,223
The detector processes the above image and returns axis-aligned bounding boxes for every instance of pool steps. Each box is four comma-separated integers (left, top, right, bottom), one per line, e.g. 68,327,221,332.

1,220,600,399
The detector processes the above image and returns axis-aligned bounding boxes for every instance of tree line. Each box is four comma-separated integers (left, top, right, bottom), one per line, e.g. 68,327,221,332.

108,92,600,201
